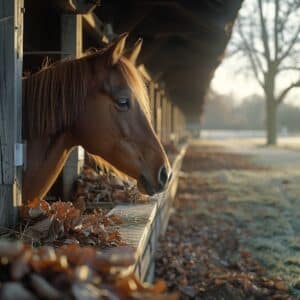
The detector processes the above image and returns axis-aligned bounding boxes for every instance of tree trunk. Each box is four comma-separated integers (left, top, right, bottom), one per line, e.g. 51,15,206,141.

266,100,277,145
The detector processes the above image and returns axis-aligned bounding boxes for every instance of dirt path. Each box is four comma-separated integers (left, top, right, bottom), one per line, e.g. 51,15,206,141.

155,139,300,299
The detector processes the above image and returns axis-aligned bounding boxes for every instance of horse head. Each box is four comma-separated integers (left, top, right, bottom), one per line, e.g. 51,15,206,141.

72,34,172,195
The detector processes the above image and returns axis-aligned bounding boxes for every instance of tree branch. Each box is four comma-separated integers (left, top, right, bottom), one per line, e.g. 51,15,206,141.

236,21,265,87
277,0,300,36
274,0,279,61
278,25,300,64
258,0,271,64
277,79,300,103
278,66,300,73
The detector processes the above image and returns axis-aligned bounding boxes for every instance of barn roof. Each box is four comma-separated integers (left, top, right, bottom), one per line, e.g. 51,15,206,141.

95,1,243,121
24,0,243,122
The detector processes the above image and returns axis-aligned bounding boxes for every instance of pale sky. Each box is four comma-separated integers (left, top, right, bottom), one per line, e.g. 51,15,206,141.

211,1,300,107
211,56,300,107
211,58,262,104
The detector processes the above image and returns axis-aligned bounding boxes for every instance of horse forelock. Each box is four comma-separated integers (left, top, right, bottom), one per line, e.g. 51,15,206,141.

23,47,151,140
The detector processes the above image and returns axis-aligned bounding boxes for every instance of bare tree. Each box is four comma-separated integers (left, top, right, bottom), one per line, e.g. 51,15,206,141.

233,0,300,144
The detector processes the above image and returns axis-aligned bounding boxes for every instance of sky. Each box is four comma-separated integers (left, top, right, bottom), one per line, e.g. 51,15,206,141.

211,54,300,107
211,58,262,104
211,1,300,107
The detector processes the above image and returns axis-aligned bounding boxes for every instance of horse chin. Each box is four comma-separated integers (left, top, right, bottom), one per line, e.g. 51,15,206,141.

138,174,157,196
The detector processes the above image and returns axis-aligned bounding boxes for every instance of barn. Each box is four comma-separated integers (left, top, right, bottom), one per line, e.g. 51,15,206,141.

0,0,243,296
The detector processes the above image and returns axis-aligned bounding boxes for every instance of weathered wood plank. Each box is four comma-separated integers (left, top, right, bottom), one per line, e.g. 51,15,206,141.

155,89,162,139
0,0,23,227
61,14,85,200
54,0,99,14
107,144,187,282
82,13,108,44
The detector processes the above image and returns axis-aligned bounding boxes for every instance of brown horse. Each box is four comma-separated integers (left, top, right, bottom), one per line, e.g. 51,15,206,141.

22,34,171,203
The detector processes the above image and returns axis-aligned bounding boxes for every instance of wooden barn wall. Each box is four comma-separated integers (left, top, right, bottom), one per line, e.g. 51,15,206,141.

0,0,23,226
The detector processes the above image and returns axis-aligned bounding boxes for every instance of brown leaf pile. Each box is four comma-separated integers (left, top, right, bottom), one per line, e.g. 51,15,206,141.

0,240,178,300
21,199,124,248
182,147,265,172
72,166,148,211
155,154,291,299
156,202,291,299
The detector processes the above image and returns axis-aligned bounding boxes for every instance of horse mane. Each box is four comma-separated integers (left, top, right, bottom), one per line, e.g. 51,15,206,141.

23,48,150,140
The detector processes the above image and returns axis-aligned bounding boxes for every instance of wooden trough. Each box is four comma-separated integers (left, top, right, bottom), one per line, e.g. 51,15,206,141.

107,144,187,282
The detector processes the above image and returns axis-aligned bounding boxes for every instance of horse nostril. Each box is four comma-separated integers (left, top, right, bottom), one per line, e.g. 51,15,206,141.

158,165,169,188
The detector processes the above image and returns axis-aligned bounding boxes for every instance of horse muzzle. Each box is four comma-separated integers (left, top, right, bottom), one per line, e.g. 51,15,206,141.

138,165,172,196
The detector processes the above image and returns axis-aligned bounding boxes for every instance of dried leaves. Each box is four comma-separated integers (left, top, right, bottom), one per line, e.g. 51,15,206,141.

21,199,124,248
72,166,148,210
0,240,178,300
182,147,265,172
155,151,291,300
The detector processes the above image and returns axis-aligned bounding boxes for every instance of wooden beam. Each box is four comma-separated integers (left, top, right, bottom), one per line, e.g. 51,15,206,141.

0,0,24,227
82,13,109,45
53,0,100,14
139,38,166,65
142,1,225,33
114,5,152,33
61,14,85,201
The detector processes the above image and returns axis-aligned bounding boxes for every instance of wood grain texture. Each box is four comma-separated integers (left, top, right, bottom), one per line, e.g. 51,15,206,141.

0,0,23,227
61,14,85,200
107,145,187,282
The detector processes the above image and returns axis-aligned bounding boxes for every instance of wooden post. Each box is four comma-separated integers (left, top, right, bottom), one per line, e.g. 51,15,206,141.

173,106,180,143
170,103,174,139
61,14,85,200
148,82,155,126
0,0,24,227
161,96,165,143
153,83,158,134
161,93,167,144
155,89,162,140
178,108,185,140
166,99,171,143
173,106,177,141
177,107,182,140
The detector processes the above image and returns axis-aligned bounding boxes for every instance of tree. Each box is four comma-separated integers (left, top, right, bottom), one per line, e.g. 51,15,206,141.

233,0,300,144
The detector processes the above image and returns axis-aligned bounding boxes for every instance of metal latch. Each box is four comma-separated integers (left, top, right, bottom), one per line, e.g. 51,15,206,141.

15,143,25,167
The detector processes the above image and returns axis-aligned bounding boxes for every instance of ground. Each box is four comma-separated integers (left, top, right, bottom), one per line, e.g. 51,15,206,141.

155,138,300,299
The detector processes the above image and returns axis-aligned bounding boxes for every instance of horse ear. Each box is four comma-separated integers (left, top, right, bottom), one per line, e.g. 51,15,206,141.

125,38,143,65
109,33,128,65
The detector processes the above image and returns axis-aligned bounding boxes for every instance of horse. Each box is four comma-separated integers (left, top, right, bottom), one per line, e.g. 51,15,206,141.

22,33,171,203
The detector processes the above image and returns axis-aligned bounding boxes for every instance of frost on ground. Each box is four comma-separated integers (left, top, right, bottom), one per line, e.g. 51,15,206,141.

156,139,300,299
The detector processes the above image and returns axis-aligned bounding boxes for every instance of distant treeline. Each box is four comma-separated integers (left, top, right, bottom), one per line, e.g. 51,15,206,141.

202,91,300,132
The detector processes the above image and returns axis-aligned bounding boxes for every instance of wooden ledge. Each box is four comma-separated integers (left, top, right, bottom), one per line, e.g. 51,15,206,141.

107,144,187,282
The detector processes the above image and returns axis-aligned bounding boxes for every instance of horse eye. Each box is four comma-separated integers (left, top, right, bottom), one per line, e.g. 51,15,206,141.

116,97,130,111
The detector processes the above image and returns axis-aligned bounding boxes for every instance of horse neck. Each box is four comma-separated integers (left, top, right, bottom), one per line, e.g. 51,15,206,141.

23,132,75,203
